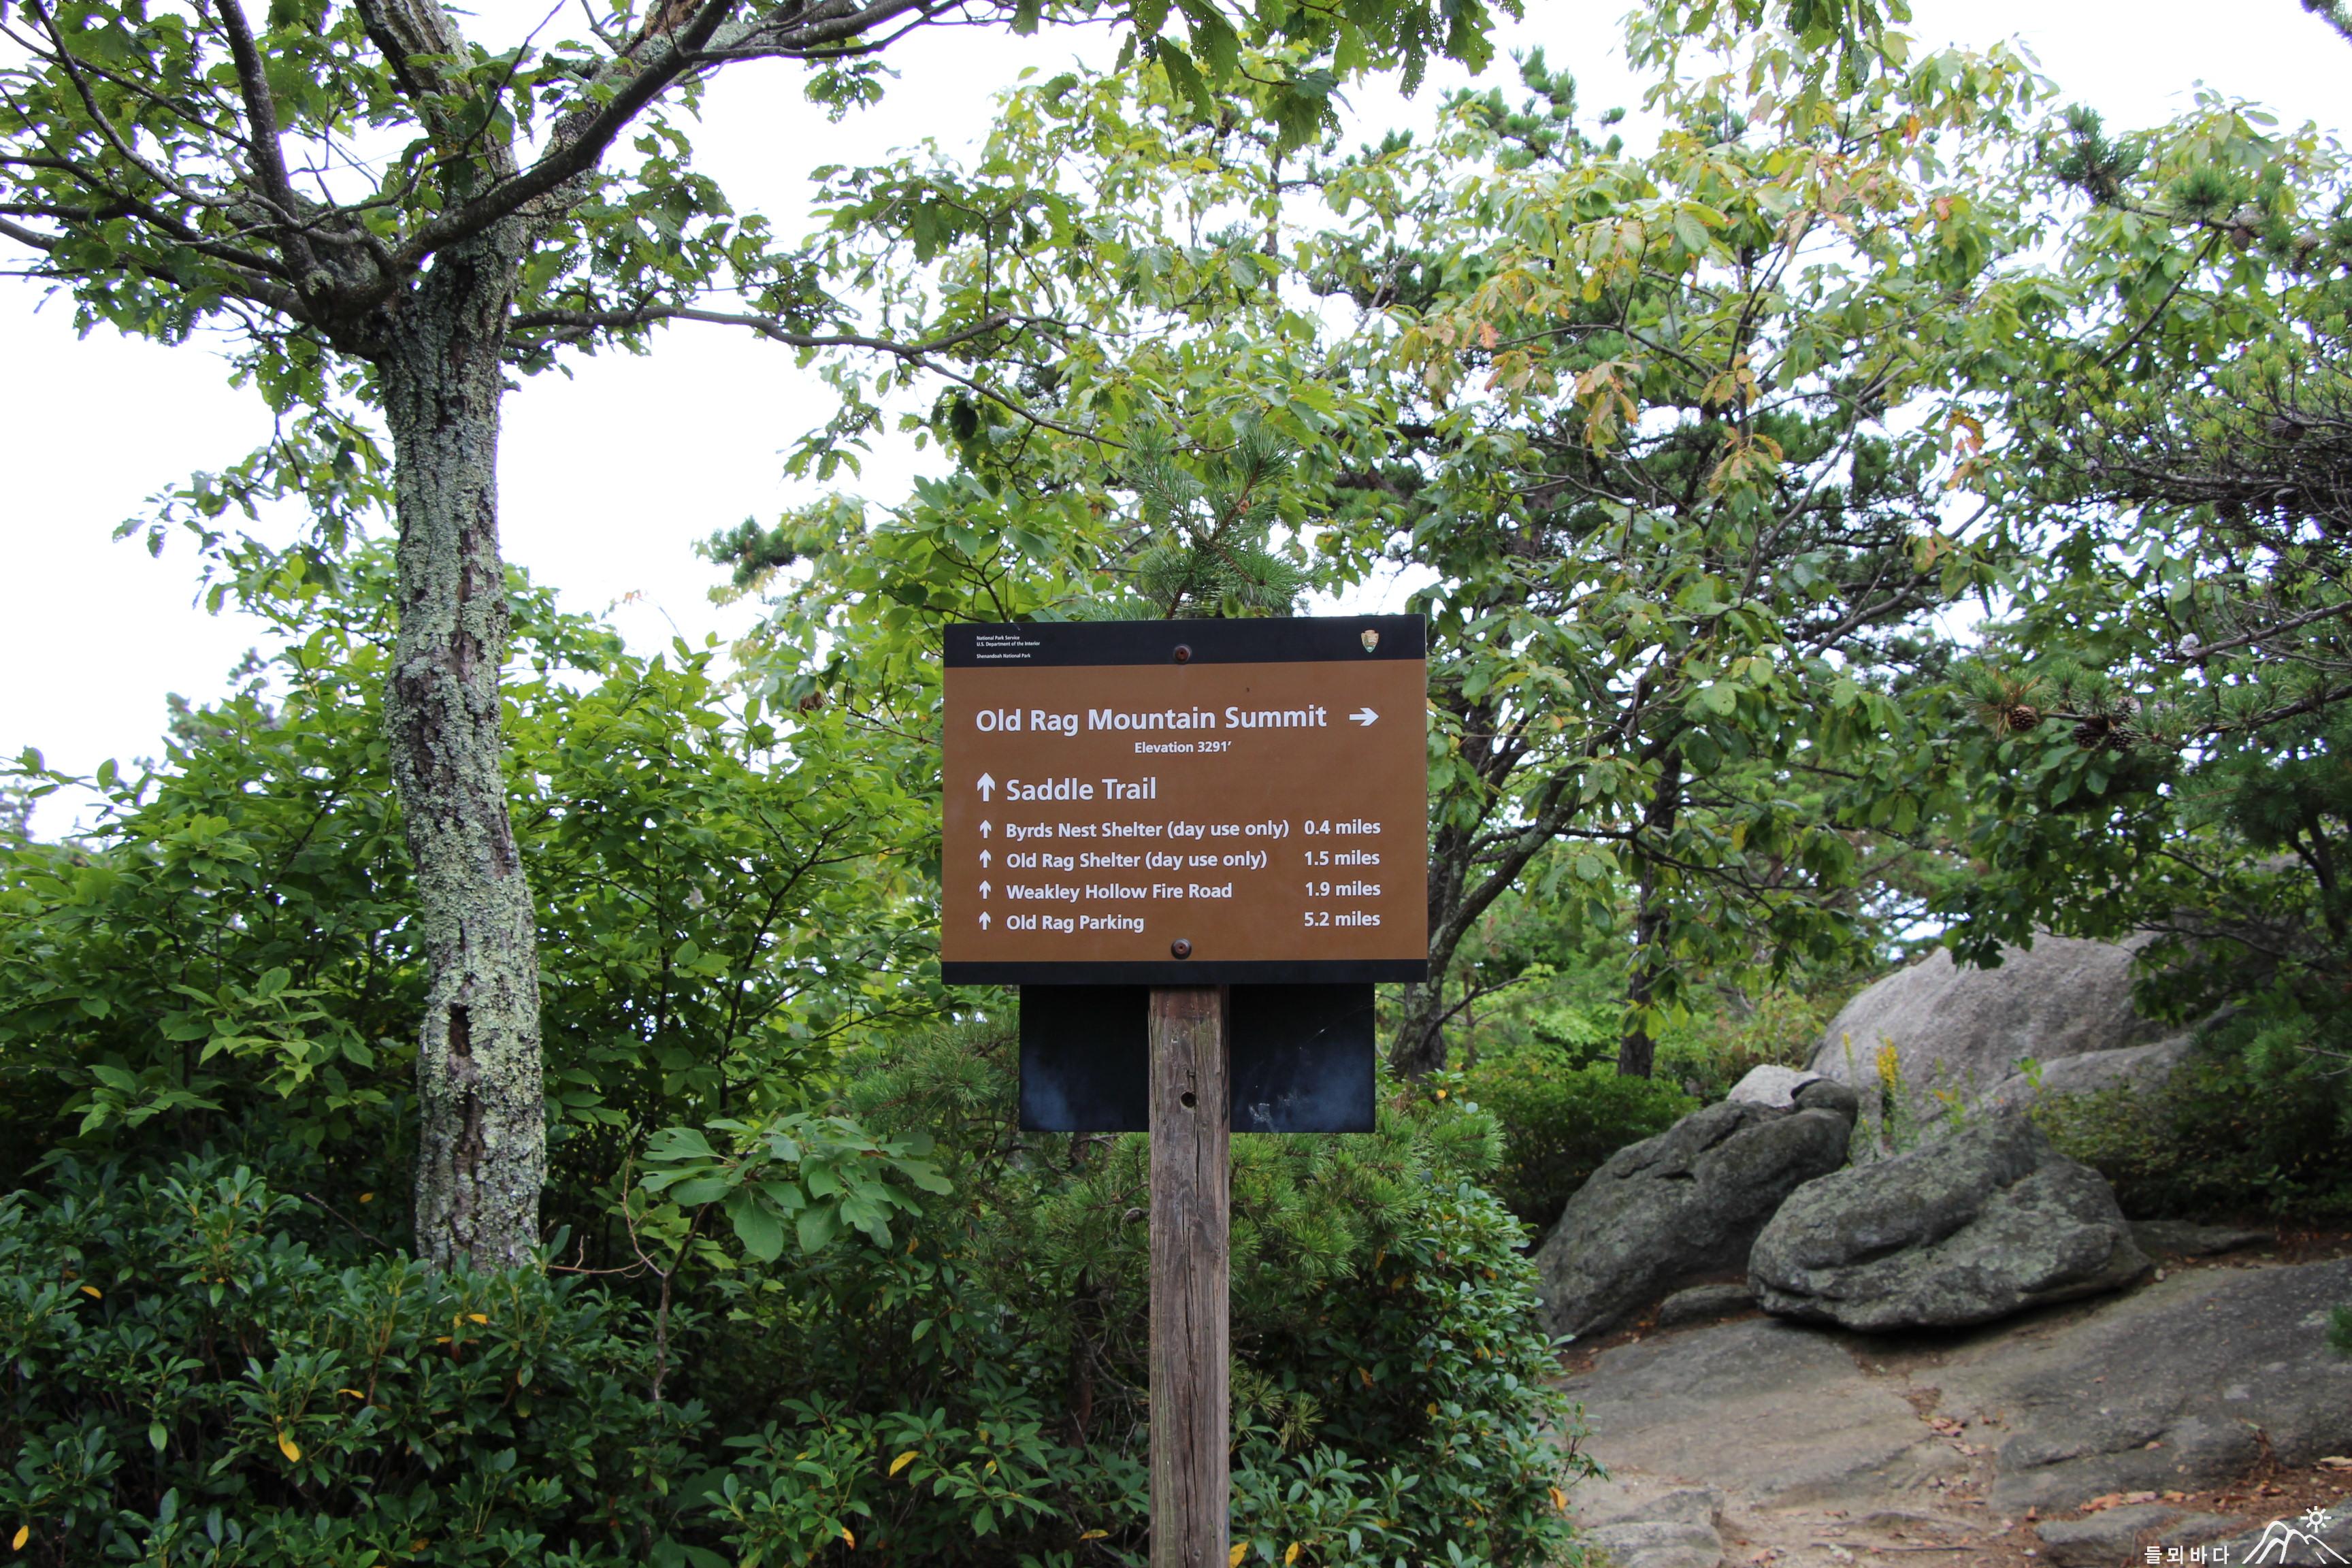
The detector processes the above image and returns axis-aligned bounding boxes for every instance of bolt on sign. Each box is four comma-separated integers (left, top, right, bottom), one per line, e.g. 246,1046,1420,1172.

941,615,1429,985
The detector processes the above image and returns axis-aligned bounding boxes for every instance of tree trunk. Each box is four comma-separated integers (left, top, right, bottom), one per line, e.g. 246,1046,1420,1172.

1617,747,1682,1079
380,231,546,1271
1388,815,1474,1079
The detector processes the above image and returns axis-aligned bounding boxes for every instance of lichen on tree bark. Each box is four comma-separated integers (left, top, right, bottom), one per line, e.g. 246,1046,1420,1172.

382,227,546,1271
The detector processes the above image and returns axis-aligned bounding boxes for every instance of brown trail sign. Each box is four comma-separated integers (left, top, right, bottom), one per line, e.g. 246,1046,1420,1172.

943,617,1428,1567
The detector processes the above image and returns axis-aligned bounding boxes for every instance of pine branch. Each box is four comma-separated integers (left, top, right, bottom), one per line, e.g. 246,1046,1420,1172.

2302,0,2352,46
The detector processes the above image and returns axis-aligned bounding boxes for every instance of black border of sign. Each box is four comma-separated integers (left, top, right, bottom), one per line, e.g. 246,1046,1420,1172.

947,958,1426,985
945,614,1424,668
941,613,1431,987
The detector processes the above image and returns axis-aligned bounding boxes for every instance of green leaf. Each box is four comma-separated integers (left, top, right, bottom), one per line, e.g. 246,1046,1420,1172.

796,1202,843,1255
725,1190,785,1262
645,1126,718,1163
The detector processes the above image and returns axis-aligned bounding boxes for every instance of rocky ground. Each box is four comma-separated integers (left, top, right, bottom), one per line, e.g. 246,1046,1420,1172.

1561,1233,2352,1568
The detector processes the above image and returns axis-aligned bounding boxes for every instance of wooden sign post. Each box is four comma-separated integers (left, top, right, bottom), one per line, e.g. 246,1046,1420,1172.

1148,986,1228,1568
939,617,1428,1563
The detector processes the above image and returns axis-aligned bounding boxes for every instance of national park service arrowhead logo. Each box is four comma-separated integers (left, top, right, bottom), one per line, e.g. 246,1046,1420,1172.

1360,627,1380,653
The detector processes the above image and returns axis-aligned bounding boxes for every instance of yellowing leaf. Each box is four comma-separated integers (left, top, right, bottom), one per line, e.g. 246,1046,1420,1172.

359,1192,376,1203
1228,1547,1247,1568
1285,1545,1301,1565
889,1450,918,1476
839,1526,855,1547
1080,1530,1109,1541
1550,1486,1569,1512
466,1313,487,1324
277,1433,302,1463
13,1525,29,1550
80,1286,99,1298
1432,1088,1446,1100
338,1388,367,1399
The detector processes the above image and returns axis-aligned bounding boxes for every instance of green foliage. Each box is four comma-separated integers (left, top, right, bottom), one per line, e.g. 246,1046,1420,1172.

1652,985,1846,1105
0,542,1594,1562
0,1046,1592,1568
739,28,2047,1076
0,1159,702,1568
674,1023,1594,1567
639,1112,950,1262
0,547,934,1246
1460,1057,1695,1233
2029,1019,2352,1219
1929,83,2352,1144
1119,428,1311,619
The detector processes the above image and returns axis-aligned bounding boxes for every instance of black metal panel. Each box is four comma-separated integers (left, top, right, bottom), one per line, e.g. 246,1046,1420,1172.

1229,984,1375,1133
1017,984,1151,1133
947,615,1424,669
1018,984,1375,1133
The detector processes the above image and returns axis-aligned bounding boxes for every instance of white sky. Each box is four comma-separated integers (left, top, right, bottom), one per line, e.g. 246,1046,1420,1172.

4,0,2347,836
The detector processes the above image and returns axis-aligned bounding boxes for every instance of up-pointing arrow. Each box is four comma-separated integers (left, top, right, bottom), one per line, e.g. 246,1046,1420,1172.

979,880,992,899
1348,706,1379,727
975,772,996,800
979,820,992,838
979,911,991,930
979,849,992,868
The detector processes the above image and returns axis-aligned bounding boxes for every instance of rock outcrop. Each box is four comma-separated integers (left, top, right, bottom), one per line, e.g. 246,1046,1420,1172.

1571,1485,1726,1568
1560,1316,1965,1506
1749,1110,2148,1330
1533,1087,1856,1341
1654,1281,1754,1327
2034,1505,2240,1567
2128,1219,2270,1258
1724,1063,1822,1107
1808,937,2194,1124
1935,1255,2352,1509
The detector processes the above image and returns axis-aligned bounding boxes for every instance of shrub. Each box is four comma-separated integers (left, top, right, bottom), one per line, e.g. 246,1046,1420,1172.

1651,984,1844,1105
676,1024,1595,1567
1457,1056,1695,1235
2030,1015,2352,1220
0,1159,702,1567
1,1030,1597,1568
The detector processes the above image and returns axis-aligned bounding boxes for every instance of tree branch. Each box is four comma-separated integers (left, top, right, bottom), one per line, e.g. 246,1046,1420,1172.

207,0,312,263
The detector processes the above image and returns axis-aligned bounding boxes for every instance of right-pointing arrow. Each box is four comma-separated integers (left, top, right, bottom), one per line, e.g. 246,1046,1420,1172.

975,772,996,800
1349,706,1379,727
